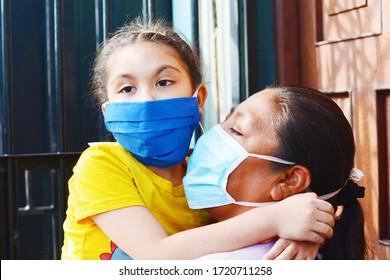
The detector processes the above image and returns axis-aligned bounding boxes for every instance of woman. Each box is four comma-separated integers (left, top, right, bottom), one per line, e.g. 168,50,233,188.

184,84,367,259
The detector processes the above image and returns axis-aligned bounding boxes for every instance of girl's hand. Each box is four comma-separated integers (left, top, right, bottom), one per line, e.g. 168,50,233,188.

262,238,320,260
270,192,335,244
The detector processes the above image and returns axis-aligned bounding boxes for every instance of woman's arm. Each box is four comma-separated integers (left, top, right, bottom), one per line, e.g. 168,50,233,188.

93,192,334,259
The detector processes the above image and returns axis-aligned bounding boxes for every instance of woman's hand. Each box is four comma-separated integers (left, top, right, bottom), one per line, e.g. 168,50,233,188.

269,192,335,244
262,238,320,260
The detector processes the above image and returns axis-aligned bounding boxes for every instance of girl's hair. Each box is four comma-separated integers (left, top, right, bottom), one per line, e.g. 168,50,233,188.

267,84,367,259
91,17,202,104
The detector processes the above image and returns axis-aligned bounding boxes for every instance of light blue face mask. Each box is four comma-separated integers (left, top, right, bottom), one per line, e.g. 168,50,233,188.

183,124,296,209
104,96,200,168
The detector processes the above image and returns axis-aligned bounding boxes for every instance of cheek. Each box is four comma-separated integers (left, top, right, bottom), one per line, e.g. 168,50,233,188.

226,158,274,202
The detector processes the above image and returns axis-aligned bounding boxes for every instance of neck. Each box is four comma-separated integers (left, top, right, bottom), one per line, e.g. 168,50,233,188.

149,162,186,187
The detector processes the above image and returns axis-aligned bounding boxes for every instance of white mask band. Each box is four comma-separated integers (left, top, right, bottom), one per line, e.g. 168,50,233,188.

233,190,340,208
307,168,364,201
249,154,295,165
235,168,365,207
198,122,205,134
192,85,201,98
317,189,343,201
234,201,276,207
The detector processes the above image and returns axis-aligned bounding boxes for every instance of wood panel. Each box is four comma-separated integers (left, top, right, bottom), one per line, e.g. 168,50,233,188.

326,91,352,124
320,0,381,42
278,0,390,259
327,0,367,15
377,91,390,246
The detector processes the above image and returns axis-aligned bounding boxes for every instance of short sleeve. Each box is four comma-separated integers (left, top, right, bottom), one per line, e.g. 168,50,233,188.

68,144,145,223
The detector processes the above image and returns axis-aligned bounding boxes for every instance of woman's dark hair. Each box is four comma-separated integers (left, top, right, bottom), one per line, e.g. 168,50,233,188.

267,84,367,259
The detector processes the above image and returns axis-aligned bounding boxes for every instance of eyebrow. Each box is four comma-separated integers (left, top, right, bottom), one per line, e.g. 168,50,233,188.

231,106,245,119
230,105,265,133
111,73,135,85
154,64,182,75
226,106,245,130
110,64,182,86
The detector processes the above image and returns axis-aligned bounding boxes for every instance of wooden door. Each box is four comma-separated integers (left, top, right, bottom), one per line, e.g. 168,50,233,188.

275,0,390,259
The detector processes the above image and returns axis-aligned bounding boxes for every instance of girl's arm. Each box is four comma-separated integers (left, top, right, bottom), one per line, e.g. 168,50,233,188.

93,192,334,260
262,239,320,260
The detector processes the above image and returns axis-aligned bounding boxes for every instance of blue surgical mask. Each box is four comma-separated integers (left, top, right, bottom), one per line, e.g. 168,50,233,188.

183,124,295,209
104,96,200,167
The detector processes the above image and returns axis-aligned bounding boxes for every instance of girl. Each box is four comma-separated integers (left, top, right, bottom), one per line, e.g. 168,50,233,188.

61,18,334,260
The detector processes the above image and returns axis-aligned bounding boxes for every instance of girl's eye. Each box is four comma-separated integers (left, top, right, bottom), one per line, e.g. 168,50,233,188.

119,86,135,94
230,127,243,136
156,79,173,87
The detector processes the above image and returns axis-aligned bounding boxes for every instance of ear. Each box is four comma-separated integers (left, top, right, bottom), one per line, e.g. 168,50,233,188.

101,102,107,115
270,165,311,200
195,84,208,114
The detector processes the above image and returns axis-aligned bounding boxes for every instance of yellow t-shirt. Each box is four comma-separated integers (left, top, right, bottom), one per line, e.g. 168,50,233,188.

61,142,214,260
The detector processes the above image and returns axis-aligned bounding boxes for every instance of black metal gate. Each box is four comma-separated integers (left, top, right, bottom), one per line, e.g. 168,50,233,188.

1,0,277,260
0,0,172,260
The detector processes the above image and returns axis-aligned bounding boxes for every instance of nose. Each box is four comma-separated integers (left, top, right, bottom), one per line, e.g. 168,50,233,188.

132,88,157,102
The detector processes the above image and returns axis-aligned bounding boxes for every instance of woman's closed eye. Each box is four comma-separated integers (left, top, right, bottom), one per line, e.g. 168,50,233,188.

229,127,243,136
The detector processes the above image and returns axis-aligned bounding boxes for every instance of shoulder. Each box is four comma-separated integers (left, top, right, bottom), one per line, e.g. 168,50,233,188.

81,142,128,160
87,141,126,152
74,142,134,174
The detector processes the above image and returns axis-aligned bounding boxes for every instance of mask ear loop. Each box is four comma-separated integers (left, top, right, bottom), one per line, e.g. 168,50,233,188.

198,122,205,134
314,168,365,201
193,85,206,135
192,85,201,98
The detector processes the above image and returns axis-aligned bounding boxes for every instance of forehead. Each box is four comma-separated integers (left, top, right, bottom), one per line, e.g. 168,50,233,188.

234,90,274,129
226,89,278,154
106,41,189,75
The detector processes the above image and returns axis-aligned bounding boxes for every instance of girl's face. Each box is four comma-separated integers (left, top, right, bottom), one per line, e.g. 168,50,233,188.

207,90,283,221
105,41,194,103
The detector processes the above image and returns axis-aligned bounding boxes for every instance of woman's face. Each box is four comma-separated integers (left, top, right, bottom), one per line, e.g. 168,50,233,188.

104,41,194,103
206,89,284,221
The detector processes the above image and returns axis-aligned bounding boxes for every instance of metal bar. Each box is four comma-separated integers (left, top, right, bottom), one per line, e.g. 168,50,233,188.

105,0,112,34
103,0,111,37
238,0,249,102
94,0,108,49
51,209,57,259
0,152,80,259
143,0,156,24
94,0,101,49
21,170,32,211
51,167,59,259
56,156,67,259
189,0,204,141
0,0,16,259
190,0,199,45
0,0,13,155
93,0,112,141
54,0,65,152
18,206,55,214
0,152,81,170
0,152,81,158
8,158,18,259
94,0,111,49
45,0,56,153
